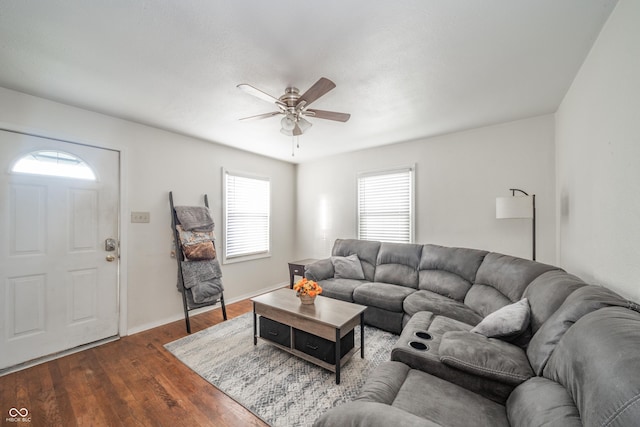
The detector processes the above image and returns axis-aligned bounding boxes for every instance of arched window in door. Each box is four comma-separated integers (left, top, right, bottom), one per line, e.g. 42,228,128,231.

11,150,96,181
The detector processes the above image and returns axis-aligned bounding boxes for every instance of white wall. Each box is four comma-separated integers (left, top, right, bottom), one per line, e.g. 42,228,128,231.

0,87,296,333
555,0,640,301
296,115,556,263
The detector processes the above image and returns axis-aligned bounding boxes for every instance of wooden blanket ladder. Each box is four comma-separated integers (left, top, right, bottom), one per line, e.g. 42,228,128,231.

169,191,227,333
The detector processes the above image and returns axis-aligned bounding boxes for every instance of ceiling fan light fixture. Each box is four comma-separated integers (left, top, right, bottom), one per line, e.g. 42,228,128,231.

280,128,294,136
298,117,312,132
280,115,296,131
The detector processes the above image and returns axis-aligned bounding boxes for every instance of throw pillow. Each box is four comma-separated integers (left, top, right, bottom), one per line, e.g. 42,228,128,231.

183,241,216,260
471,298,530,339
331,254,365,280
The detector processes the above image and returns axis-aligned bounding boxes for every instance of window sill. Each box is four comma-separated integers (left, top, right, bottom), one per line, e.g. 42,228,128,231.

222,251,271,265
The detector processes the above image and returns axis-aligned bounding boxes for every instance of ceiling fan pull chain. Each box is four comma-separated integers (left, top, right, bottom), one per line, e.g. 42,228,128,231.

291,136,295,157
296,136,300,149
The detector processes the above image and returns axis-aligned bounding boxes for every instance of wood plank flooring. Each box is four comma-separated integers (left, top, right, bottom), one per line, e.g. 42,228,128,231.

0,300,268,427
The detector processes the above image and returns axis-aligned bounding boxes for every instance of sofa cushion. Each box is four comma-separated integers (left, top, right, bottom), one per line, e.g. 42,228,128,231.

331,238,381,281
331,254,365,280
522,270,586,334
395,370,509,427
313,401,439,427
315,278,365,302
465,253,560,317
353,282,415,312
527,285,631,375
365,362,510,427
373,242,423,288
439,331,533,386
506,377,582,427
419,244,488,284
463,284,512,320
314,361,433,426
470,298,530,339
404,290,483,326
418,270,471,302
542,307,640,427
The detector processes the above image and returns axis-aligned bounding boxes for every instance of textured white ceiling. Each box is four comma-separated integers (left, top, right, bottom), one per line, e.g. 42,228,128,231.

0,1,617,163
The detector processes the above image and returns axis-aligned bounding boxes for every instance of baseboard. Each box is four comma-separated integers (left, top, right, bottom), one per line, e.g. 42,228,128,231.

125,281,289,336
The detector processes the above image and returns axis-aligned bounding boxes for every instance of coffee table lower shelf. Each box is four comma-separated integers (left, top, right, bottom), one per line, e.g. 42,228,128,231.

255,336,360,375
252,312,365,384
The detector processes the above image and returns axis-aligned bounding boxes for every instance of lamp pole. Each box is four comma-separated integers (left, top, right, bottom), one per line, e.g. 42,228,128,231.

509,188,535,261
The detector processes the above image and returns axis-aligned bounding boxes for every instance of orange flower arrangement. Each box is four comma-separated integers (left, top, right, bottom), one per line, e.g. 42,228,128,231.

293,278,323,298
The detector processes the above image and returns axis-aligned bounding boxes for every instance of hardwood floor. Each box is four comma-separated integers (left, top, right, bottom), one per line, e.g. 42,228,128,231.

0,300,268,427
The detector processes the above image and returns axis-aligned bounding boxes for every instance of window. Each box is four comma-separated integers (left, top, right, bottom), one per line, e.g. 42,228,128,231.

11,150,96,180
223,169,270,262
357,167,414,243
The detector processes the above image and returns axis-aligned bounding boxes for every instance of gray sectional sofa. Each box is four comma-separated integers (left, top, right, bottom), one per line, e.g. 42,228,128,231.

308,239,640,427
305,239,559,334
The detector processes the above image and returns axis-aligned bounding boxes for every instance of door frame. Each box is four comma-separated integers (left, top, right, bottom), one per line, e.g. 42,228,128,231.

0,126,129,338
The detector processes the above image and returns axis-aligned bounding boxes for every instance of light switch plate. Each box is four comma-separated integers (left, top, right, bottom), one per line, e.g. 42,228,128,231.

131,211,150,223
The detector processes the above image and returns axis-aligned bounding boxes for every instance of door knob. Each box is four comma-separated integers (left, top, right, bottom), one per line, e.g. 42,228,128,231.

106,255,116,262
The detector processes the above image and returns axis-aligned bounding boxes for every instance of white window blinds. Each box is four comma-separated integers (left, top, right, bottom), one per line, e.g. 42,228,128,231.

224,170,270,261
357,167,414,243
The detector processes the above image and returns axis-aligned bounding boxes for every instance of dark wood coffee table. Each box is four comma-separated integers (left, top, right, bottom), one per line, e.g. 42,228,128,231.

252,288,366,384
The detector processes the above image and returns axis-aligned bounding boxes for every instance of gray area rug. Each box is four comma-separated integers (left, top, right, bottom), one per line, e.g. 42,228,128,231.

164,312,397,426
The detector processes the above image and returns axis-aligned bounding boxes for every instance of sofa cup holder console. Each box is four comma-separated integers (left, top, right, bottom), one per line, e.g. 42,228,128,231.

407,330,432,351
414,331,432,340
409,341,429,351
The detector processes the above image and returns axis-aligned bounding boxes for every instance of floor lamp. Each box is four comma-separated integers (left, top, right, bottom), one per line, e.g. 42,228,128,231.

496,188,536,261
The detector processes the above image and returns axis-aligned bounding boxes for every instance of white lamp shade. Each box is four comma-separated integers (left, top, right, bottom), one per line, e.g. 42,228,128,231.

496,196,534,219
298,117,312,132
281,116,296,131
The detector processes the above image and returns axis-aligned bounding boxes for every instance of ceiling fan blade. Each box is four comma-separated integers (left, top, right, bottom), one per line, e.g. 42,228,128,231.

305,109,351,122
297,77,336,107
237,84,286,107
239,111,282,121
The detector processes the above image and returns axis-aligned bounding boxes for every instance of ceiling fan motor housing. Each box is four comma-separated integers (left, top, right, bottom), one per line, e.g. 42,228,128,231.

279,87,300,107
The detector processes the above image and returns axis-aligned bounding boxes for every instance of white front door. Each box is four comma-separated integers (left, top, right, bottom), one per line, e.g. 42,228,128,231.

0,131,120,370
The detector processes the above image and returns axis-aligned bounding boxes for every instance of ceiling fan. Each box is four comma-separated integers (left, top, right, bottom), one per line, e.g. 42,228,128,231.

237,77,351,136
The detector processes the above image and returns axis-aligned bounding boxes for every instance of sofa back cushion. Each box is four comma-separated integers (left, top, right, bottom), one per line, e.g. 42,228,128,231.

464,253,559,318
527,285,632,375
523,270,586,334
332,239,381,282
374,242,423,288
506,377,582,427
418,245,488,302
542,306,640,427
